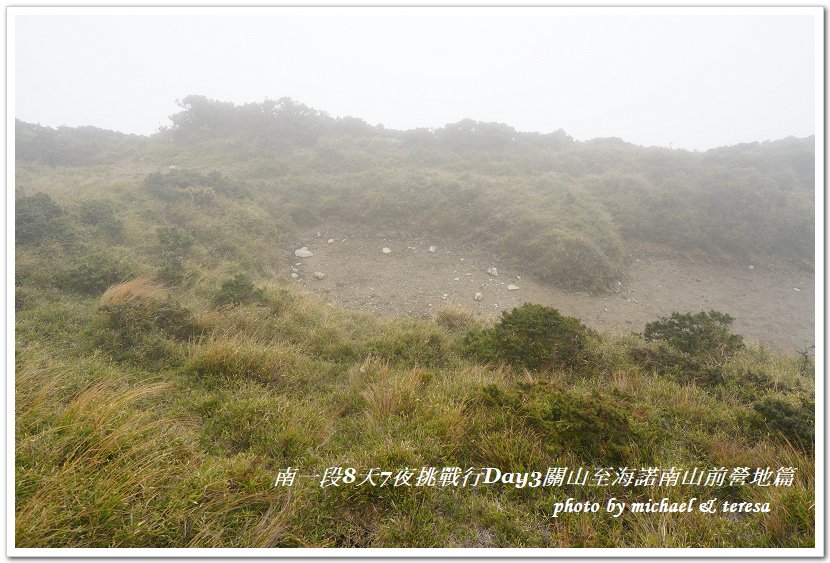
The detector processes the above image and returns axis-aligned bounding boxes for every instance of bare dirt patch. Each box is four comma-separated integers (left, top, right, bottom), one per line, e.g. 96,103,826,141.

278,227,814,353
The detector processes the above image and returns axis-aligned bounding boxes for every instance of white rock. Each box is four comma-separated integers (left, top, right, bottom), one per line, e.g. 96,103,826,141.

314,272,327,280
291,267,298,272
460,258,465,261
474,292,483,301
748,264,755,270
295,247,313,258
465,273,472,276
316,232,321,237
328,239,335,244
516,276,521,280
453,277,460,281
487,267,498,276
442,294,448,300
382,247,392,254
295,262,302,266
507,284,519,291
793,287,802,292
290,273,298,279
429,245,437,253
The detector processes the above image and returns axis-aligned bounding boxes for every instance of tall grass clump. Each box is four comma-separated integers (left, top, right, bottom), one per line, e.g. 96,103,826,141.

96,277,197,365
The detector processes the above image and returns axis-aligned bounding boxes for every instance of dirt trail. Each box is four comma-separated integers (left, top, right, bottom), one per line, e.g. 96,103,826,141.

279,227,815,353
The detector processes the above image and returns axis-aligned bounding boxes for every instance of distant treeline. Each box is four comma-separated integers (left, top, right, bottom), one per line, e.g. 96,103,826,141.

16,95,815,290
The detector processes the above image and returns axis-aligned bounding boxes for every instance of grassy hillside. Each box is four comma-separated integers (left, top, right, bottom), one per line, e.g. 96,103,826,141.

14,98,815,548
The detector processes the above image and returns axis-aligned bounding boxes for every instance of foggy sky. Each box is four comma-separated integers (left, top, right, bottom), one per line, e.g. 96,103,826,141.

12,9,818,151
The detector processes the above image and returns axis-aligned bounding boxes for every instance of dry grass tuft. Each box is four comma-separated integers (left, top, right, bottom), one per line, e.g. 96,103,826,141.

99,276,166,307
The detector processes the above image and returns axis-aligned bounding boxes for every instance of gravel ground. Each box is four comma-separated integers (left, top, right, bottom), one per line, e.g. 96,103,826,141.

277,227,815,353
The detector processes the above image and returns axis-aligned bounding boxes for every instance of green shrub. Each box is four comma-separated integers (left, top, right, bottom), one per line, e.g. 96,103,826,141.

213,274,266,307
144,169,244,201
60,252,134,295
643,310,744,360
156,225,195,284
542,390,635,464
102,299,196,341
629,342,725,388
16,193,69,245
464,304,595,372
96,283,197,366
79,199,123,236
157,225,195,257
752,395,814,451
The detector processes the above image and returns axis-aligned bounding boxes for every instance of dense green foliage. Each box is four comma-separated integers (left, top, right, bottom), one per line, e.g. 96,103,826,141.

644,310,745,359
213,274,267,307
464,304,596,372
14,97,815,548
16,193,68,245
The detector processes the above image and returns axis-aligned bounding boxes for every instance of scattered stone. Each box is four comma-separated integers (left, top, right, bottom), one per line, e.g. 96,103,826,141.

516,276,521,280
487,267,498,276
314,272,327,280
316,232,321,237
465,273,472,276
291,267,298,272
793,287,802,292
290,273,298,279
474,292,483,301
507,284,519,291
441,294,448,300
453,277,460,281
748,264,755,270
460,258,465,261
604,308,608,312
382,247,392,254
429,245,437,253
295,262,301,266
295,247,313,258
328,239,334,244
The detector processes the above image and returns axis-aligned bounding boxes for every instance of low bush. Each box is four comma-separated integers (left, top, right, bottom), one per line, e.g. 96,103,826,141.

79,199,123,237
542,389,635,464
643,310,744,360
144,169,246,201
16,193,69,245
752,395,815,451
464,303,595,372
60,252,134,295
96,278,197,365
156,225,195,284
213,274,267,307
